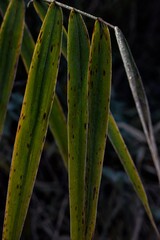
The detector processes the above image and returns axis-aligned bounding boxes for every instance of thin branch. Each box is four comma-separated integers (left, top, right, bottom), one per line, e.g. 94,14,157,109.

27,0,115,29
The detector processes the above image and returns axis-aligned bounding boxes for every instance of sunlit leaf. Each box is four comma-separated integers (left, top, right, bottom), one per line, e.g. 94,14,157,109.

67,10,90,239
33,0,67,58
0,0,68,169
85,20,112,240
2,3,63,239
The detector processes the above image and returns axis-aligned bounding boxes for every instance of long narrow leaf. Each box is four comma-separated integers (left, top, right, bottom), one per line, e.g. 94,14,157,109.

21,24,35,72
114,26,160,183
85,20,112,240
2,3,63,239
21,25,68,168
33,0,67,58
49,96,68,168
0,0,35,74
0,0,68,168
21,14,68,169
108,113,160,238
0,0,24,136
68,10,90,240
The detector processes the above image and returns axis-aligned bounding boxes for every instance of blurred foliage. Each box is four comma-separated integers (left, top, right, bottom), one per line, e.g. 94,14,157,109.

0,0,160,239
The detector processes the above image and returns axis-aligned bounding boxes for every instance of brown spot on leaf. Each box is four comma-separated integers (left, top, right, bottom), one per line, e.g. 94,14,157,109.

18,125,21,131
43,113,47,120
50,44,53,52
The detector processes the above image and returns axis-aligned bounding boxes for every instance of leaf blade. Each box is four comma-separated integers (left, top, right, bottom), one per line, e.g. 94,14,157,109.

2,3,63,239
49,95,68,168
67,10,90,240
0,0,68,169
33,0,67,58
85,20,112,240
114,26,160,183
0,0,24,136
108,113,160,238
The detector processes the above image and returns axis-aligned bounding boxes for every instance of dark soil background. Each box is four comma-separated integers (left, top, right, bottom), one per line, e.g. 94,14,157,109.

0,0,160,239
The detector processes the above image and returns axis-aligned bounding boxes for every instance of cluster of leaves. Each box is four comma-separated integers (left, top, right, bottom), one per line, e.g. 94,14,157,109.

0,0,159,239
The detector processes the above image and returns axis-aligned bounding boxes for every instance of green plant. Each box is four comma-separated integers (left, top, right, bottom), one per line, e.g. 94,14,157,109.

0,0,159,239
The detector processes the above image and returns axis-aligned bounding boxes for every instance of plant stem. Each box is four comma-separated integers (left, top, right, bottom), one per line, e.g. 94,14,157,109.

27,0,115,29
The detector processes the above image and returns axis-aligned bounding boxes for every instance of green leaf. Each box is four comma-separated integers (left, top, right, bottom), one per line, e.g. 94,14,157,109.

0,0,24,136
33,0,67,58
85,20,112,240
2,3,63,239
114,26,160,183
67,10,90,240
49,95,68,168
0,0,68,168
22,21,68,169
108,113,160,238
0,0,35,74
21,4,68,168
33,0,48,19
21,24,35,73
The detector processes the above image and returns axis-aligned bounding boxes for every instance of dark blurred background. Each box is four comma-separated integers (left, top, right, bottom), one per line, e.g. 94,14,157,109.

0,0,160,239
